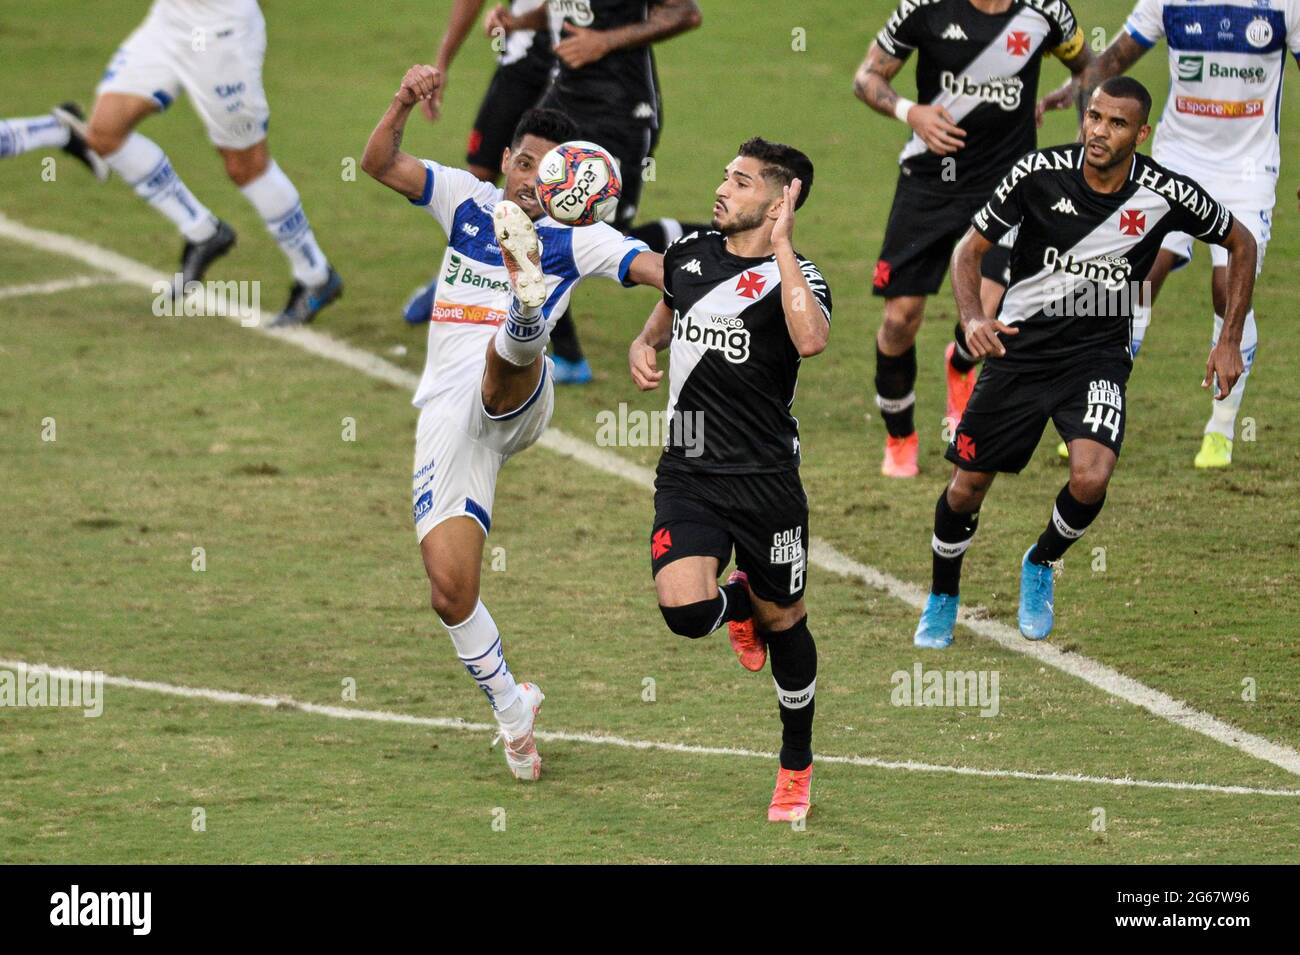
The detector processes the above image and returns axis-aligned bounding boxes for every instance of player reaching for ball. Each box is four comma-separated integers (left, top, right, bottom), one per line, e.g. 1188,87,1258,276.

628,138,831,822
363,64,663,781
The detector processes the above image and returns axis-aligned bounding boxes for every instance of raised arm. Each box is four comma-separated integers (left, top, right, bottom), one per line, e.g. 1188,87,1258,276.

771,180,829,359
1204,220,1258,399
362,65,442,200
1042,31,1148,123
853,41,965,156
553,0,701,69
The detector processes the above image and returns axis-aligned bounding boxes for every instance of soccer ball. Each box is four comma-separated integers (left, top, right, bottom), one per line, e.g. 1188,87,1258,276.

535,141,622,226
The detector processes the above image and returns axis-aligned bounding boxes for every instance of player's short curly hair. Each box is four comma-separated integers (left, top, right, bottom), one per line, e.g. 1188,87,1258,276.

511,108,579,150
1098,76,1152,123
737,137,814,209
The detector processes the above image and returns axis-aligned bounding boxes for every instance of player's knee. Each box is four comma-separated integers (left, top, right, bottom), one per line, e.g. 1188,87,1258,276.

881,299,924,340
659,599,722,639
221,146,268,186
1069,467,1110,505
428,572,478,625
85,122,126,158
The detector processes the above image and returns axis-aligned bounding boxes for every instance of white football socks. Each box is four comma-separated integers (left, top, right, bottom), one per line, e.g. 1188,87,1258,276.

0,114,70,157
239,161,330,286
493,297,548,367
104,133,217,242
1205,311,1257,440
442,600,525,728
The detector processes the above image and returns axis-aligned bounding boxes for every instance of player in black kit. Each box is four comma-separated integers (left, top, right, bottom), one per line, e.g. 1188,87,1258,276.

913,78,1257,649
492,0,703,382
628,138,831,823
853,0,1092,478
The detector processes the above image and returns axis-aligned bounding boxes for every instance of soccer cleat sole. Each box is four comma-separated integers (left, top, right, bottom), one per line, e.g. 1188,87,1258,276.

492,200,546,309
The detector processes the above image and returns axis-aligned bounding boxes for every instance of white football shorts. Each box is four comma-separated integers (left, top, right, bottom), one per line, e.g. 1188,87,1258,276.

412,357,555,543
97,4,270,150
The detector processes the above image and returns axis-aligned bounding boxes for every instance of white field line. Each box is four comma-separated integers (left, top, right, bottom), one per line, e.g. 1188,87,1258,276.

0,273,125,300
4,660,1297,798
3,210,1299,781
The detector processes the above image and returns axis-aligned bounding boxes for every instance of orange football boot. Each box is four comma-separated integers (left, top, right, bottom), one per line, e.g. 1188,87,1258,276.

944,341,977,427
767,764,813,822
725,570,766,671
881,432,919,478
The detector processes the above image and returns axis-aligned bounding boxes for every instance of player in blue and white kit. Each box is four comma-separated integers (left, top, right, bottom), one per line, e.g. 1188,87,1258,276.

363,64,662,782
1043,0,1300,468
0,0,341,325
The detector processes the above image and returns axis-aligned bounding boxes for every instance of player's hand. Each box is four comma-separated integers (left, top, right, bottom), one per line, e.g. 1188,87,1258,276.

1035,83,1075,128
554,25,613,69
629,337,663,391
961,313,1018,359
907,104,965,155
1203,340,1244,400
419,78,445,122
484,4,515,38
771,179,801,248
396,65,441,107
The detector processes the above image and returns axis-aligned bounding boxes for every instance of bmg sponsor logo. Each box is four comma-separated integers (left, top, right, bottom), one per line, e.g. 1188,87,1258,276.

672,310,751,363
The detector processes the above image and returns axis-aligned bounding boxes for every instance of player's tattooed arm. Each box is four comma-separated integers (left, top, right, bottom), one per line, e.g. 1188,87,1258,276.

771,180,828,358
854,42,965,154
1038,32,1144,127
951,228,1018,359
554,0,701,69
629,301,673,391
1205,220,1258,399
362,65,442,200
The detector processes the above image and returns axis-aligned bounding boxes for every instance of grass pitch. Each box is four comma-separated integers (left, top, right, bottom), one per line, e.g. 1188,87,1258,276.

1,0,1298,863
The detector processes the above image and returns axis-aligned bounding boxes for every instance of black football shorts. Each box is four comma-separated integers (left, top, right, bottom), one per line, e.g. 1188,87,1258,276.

945,353,1132,474
466,63,548,171
650,464,809,605
873,171,1008,297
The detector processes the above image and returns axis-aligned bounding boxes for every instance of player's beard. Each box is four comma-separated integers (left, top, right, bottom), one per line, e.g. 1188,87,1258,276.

1085,138,1135,174
714,206,768,237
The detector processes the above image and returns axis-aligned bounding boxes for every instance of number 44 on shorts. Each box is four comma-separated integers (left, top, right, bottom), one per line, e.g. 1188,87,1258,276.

1083,379,1123,442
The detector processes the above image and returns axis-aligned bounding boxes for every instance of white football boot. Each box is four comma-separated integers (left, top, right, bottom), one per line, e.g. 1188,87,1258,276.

492,200,546,310
493,682,545,781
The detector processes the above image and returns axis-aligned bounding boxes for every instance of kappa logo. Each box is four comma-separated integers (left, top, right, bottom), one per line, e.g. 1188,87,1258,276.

941,23,968,40
1051,197,1078,215
681,258,702,275
1006,30,1031,55
1119,208,1146,236
735,269,766,299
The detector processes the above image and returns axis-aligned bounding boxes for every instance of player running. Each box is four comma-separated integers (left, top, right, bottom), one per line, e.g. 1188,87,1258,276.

0,0,342,324
628,139,830,822
363,64,661,780
913,78,1257,649
854,0,1091,477
1040,0,1300,469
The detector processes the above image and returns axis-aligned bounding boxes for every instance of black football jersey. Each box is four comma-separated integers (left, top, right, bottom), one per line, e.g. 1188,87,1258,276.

876,0,1083,192
972,144,1234,369
545,0,662,127
658,231,832,475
